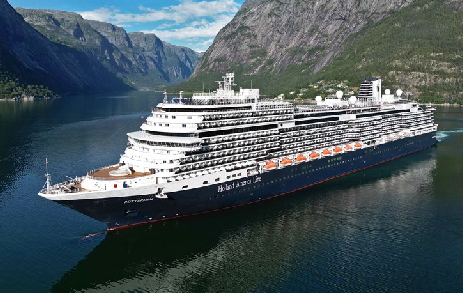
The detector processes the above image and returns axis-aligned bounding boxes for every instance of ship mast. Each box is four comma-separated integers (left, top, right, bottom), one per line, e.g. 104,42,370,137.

45,158,51,194
163,90,168,104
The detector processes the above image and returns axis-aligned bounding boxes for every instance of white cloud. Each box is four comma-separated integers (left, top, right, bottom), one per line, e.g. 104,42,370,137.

78,1,240,52
79,0,240,25
142,14,233,40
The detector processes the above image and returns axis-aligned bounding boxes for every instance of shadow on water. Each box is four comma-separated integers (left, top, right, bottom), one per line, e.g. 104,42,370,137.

51,149,447,293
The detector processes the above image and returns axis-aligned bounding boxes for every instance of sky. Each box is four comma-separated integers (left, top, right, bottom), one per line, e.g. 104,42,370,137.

8,0,244,52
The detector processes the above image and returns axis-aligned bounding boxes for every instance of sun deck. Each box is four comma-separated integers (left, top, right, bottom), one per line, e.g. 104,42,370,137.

88,166,151,180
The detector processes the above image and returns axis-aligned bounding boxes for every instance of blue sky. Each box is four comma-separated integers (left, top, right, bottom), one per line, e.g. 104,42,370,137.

9,0,244,52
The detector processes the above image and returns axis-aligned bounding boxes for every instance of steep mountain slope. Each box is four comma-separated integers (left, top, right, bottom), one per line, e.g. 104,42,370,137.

17,8,201,90
0,0,129,95
181,0,417,95
310,0,463,103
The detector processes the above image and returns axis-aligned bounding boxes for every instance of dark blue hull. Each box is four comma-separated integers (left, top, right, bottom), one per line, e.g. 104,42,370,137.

58,132,437,229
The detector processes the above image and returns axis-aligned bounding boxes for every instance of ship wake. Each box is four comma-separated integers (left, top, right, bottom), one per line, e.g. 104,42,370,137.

436,129,463,142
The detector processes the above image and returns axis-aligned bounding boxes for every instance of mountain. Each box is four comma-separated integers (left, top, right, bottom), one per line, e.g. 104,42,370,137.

16,8,201,91
0,0,201,99
182,0,416,95
0,0,130,97
309,0,463,103
181,0,463,102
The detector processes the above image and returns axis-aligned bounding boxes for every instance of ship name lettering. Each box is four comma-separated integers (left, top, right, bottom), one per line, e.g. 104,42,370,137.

124,198,154,204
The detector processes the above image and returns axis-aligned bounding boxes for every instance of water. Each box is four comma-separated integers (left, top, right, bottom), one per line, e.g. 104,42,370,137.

1,96,463,293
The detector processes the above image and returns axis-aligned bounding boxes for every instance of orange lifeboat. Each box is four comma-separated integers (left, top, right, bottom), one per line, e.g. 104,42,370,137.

309,151,320,159
354,142,362,148
334,146,343,153
295,154,307,162
280,157,293,166
264,161,277,170
322,148,332,156
344,144,353,151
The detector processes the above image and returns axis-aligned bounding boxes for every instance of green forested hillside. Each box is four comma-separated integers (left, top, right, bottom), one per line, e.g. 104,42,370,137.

310,0,463,103
0,45,55,99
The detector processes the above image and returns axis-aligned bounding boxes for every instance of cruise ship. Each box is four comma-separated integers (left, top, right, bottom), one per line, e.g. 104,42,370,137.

39,73,438,230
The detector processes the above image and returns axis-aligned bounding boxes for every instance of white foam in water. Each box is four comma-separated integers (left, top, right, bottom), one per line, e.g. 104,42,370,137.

436,129,463,142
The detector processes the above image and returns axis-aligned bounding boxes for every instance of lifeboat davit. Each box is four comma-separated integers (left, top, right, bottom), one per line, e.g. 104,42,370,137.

344,144,353,151
354,142,362,148
334,146,343,153
309,151,320,159
322,148,332,156
295,154,307,162
263,160,277,170
280,157,293,166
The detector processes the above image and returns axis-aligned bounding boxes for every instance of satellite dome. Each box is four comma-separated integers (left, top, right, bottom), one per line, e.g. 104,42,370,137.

336,91,343,99
315,96,322,103
385,89,391,95
396,89,403,97
348,96,357,104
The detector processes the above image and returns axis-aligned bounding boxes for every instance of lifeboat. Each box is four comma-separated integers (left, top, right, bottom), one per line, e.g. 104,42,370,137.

322,148,332,156
309,151,320,159
354,142,362,148
280,157,293,166
334,146,343,153
344,144,353,151
295,154,307,162
263,161,277,171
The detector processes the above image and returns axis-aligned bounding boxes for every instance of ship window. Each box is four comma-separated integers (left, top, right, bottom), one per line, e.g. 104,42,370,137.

203,181,208,184
182,185,188,189
182,124,187,128
165,115,168,118
215,178,220,182
188,116,192,119
172,116,176,119
227,176,231,179
232,174,236,177
165,124,169,127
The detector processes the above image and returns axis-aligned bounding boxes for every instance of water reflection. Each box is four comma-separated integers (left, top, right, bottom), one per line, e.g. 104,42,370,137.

0,91,160,195
51,151,438,292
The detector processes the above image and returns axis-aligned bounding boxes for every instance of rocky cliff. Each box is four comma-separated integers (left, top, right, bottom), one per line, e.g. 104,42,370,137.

0,1,129,94
17,8,201,90
184,0,418,95
195,0,416,76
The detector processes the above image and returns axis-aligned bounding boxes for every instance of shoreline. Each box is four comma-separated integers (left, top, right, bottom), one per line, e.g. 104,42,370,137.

0,96,59,102
424,102,461,107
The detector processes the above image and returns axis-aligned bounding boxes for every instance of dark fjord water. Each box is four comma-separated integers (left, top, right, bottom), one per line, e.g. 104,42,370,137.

1,93,463,293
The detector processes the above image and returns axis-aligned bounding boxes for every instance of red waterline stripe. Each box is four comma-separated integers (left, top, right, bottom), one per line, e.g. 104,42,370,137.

108,144,435,231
